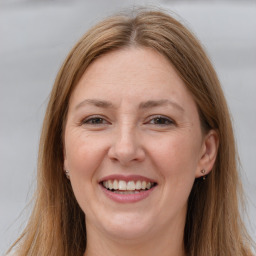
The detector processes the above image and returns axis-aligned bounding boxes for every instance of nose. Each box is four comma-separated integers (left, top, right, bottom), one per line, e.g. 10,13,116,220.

108,125,145,166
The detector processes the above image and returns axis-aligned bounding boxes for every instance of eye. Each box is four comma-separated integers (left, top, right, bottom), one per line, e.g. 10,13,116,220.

147,115,175,126
81,116,109,125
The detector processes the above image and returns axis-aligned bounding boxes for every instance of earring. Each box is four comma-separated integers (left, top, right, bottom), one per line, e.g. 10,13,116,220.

201,169,206,180
64,169,70,179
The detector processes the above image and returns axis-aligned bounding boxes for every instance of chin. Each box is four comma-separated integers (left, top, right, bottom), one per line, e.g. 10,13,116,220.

99,213,154,241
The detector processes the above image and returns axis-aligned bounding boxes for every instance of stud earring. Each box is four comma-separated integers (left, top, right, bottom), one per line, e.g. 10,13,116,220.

201,169,206,180
64,169,70,179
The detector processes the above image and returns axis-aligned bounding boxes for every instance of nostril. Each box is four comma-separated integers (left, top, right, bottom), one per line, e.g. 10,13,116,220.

108,145,145,165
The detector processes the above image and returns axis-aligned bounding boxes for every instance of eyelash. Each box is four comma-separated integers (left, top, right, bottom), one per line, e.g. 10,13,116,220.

81,115,175,127
146,115,175,126
81,115,110,125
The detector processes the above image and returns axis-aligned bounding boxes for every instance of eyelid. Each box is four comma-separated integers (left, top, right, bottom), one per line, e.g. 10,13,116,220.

79,114,175,126
145,115,176,125
81,115,111,125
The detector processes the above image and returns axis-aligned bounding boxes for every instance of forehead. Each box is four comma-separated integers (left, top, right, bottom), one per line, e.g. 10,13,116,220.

69,47,197,112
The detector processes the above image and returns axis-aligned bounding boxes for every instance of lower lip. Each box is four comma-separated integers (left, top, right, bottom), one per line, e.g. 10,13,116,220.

100,185,156,203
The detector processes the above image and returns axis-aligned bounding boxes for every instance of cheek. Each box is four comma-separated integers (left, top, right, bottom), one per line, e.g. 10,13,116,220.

65,130,107,179
150,134,200,214
64,131,107,212
153,135,200,171
149,131,201,193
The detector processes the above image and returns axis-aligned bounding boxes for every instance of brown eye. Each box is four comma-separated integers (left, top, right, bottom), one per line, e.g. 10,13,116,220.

86,118,104,124
149,116,174,126
82,116,109,125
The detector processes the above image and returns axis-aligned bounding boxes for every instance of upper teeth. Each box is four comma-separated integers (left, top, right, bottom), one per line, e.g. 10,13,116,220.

102,180,154,191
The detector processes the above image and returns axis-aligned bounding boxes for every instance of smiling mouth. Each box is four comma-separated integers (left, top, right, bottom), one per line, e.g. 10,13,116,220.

101,180,157,194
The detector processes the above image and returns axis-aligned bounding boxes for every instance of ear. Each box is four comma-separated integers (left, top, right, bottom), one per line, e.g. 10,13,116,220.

64,158,69,171
63,146,69,171
195,129,219,178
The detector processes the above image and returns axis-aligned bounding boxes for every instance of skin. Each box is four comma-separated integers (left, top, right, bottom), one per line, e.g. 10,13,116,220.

64,47,218,256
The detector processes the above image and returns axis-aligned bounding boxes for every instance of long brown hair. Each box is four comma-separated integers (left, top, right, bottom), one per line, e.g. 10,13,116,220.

8,8,255,256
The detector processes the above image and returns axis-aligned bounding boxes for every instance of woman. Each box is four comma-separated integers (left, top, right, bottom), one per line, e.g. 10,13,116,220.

7,8,255,256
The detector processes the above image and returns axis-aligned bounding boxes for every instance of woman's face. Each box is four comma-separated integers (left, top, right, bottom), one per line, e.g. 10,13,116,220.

64,47,211,242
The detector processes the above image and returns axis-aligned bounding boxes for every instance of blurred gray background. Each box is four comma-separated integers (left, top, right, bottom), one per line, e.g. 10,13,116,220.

0,0,255,254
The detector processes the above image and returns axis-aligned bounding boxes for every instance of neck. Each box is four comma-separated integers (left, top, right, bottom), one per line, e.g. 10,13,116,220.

84,219,186,256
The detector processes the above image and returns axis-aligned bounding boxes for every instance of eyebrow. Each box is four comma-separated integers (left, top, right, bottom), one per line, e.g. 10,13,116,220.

75,98,184,112
75,99,114,110
139,99,184,112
